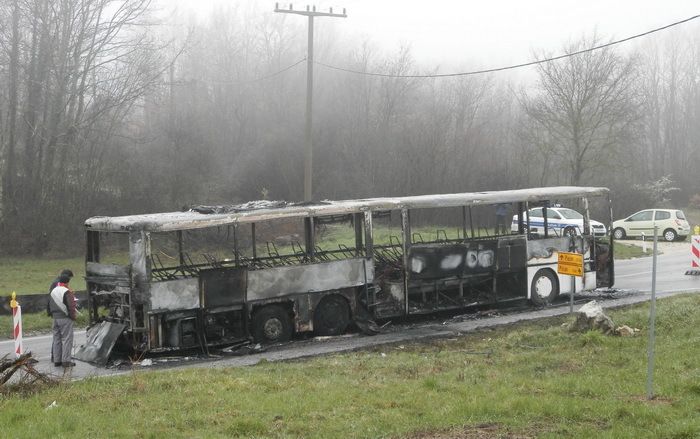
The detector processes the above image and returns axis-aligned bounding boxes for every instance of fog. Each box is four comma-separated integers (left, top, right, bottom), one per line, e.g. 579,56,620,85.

1,0,699,254
173,0,700,68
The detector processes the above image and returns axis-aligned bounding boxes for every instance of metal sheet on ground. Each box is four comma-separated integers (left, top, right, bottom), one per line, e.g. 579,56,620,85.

73,322,126,366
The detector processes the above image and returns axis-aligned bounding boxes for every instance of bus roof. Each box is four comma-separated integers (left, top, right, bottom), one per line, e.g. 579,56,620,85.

84,186,609,232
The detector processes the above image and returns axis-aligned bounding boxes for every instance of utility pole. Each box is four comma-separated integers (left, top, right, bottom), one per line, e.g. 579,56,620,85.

274,3,347,201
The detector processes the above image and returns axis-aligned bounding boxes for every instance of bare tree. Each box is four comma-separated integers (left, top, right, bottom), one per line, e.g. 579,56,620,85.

0,0,169,253
521,36,640,186
636,29,700,201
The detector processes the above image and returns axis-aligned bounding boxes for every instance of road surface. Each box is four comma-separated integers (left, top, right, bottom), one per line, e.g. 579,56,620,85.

614,239,700,293
2,239,699,380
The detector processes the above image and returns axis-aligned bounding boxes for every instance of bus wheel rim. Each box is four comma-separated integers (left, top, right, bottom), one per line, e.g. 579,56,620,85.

264,318,283,339
535,276,553,298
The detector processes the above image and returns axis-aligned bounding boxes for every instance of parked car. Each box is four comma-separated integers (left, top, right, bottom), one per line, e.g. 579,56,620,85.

511,207,607,237
612,209,690,242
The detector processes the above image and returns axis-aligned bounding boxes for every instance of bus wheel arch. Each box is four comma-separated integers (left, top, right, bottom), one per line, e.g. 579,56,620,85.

314,294,351,336
252,303,293,344
530,268,559,306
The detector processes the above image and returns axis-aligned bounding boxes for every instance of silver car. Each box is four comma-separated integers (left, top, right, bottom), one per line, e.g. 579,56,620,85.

612,209,690,242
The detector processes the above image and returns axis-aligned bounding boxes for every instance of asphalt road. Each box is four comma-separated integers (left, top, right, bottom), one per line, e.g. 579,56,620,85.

2,239,699,381
614,239,700,292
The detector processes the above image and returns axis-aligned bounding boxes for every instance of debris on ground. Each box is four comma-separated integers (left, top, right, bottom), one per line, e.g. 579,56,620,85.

313,334,358,342
220,342,266,356
447,309,501,324
576,288,637,301
615,325,641,337
1,353,60,394
354,315,381,335
351,305,381,335
569,300,616,334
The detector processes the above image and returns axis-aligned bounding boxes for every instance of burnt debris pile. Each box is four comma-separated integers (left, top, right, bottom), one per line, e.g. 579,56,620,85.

1,353,59,395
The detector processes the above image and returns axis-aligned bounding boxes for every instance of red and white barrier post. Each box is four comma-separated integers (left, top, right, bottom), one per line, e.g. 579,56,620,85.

686,226,700,276
10,291,22,358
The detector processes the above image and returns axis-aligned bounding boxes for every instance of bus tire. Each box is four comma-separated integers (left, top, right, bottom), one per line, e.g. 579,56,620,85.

530,269,558,306
252,305,293,344
314,295,350,336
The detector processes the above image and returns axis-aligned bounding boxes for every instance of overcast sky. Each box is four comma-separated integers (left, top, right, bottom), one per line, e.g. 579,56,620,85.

170,0,700,73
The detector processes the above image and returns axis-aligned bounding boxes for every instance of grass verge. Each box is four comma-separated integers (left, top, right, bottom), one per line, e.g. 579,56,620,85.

0,256,86,296
614,242,649,260
0,311,90,339
2,294,700,438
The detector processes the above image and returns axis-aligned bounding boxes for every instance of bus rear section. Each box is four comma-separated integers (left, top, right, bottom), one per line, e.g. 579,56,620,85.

364,194,613,319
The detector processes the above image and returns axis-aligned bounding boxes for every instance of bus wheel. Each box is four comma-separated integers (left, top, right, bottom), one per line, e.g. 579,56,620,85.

253,305,292,344
530,269,558,306
314,295,350,336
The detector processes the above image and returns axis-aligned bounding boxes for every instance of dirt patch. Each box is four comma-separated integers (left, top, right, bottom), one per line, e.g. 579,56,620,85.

629,395,675,405
399,423,538,439
557,360,583,374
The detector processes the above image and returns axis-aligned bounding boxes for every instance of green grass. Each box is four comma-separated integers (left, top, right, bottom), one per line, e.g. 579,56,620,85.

614,242,649,260
2,294,700,438
0,311,90,339
0,256,86,296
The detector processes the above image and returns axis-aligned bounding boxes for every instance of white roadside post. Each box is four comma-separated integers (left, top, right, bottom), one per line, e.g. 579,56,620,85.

646,225,658,399
10,291,23,359
642,232,647,253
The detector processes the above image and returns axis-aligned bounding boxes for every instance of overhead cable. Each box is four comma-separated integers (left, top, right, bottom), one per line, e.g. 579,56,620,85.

168,58,307,86
314,14,700,78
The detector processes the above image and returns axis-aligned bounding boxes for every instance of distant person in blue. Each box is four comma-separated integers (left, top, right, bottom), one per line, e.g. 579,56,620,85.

495,203,510,235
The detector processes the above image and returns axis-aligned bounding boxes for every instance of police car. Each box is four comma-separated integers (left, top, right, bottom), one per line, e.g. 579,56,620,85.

511,207,607,237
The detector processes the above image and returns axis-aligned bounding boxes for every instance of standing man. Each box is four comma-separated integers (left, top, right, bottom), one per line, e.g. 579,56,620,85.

48,271,76,368
495,203,510,235
49,269,73,294
47,269,73,365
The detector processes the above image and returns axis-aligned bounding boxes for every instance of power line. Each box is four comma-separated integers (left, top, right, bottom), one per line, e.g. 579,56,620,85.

315,14,700,78
167,58,307,86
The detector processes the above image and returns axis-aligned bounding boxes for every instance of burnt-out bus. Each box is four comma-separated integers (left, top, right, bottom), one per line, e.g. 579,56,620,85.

75,186,613,363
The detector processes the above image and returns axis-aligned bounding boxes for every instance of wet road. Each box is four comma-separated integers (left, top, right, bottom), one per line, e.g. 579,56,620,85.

614,240,700,292
2,239,699,380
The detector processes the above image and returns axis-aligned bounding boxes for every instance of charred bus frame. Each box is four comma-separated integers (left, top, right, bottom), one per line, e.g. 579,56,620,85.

79,186,614,359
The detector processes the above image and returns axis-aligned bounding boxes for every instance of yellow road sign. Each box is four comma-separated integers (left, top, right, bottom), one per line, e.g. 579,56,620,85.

558,252,583,277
